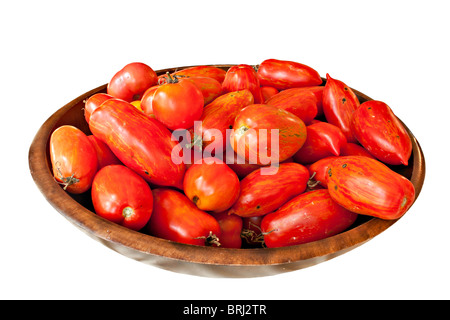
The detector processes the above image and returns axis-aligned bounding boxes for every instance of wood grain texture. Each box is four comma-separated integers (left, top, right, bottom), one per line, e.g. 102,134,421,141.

28,65,426,278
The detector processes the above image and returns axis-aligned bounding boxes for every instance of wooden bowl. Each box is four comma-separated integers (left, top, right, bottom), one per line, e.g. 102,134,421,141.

28,65,425,278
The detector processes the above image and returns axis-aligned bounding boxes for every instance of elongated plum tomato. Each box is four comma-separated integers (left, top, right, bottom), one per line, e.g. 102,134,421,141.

173,65,227,84
351,100,412,166
91,165,153,231
209,211,243,248
222,64,264,103
230,104,307,165
182,76,223,106
107,62,158,102
84,93,114,124
50,125,98,194
146,188,221,246
152,74,204,130
326,156,415,220
322,74,360,142
261,189,358,248
229,162,310,218
293,121,347,164
89,98,186,189
87,135,121,169
256,59,322,90
265,89,318,125
183,157,240,212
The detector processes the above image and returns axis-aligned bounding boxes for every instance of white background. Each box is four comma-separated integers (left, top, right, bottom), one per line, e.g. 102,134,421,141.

1,0,449,300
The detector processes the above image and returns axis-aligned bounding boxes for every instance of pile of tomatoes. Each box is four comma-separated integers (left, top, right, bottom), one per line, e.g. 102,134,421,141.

49,59,415,249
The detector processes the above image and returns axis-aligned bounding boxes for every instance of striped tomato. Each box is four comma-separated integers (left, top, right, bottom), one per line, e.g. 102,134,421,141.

89,98,186,189
326,156,415,220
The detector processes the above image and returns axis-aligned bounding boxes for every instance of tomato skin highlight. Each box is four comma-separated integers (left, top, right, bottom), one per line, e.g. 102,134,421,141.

183,157,240,212
91,165,153,231
229,162,310,218
293,121,347,164
322,74,360,142
351,100,412,166
84,93,114,124
230,104,307,165
89,98,186,189
261,189,358,248
107,62,158,102
152,78,204,130
257,59,322,90
222,64,264,103
87,135,122,169
146,188,221,246
50,125,98,194
326,156,415,220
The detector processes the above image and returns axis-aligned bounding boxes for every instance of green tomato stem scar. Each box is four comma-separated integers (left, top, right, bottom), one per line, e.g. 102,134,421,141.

122,206,134,218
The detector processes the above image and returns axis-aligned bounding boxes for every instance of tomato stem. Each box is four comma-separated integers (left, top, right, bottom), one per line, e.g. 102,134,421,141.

194,231,221,247
54,161,80,190
164,71,179,84
307,172,321,189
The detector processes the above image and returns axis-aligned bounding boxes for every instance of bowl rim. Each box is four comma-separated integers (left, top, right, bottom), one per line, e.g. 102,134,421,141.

28,64,426,267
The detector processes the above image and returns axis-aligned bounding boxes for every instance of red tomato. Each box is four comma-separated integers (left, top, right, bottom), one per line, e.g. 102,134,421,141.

192,90,254,153
87,135,122,169
89,98,186,189
173,65,227,84
91,165,153,231
49,125,98,194
261,86,279,102
293,121,347,164
152,74,204,130
229,162,310,218
139,85,159,117
340,142,376,159
210,211,243,248
256,59,322,90
261,189,358,248
266,89,318,125
322,74,360,142
183,157,240,212
84,93,114,124
292,86,325,117
351,100,412,166
181,76,223,106
222,64,264,103
326,156,415,220
146,188,221,246
230,104,307,165
224,149,262,179
107,62,158,102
